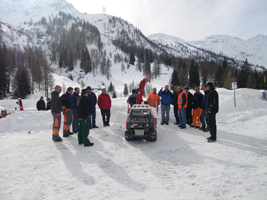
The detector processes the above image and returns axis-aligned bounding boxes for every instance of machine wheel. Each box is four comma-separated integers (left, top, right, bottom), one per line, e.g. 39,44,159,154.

148,130,157,141
125,130,134,141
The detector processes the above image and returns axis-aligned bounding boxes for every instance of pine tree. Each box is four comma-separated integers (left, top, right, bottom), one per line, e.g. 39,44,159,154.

246,74,255,88
0,46,7,97
214,66,223,87
12,66,31,99
123,84,128,96
178,67,188,87
143,59,151,79
223,71,235,89
238,59,251,88
108,82,114,92
112,91,117,98
171,69,179,90
106,58,112,80
152,60,161,79
121,62,125,72
130,52,135,65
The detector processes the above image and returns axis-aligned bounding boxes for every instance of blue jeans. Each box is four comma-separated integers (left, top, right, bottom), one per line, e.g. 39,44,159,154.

178,107,186,128
161,104,170,123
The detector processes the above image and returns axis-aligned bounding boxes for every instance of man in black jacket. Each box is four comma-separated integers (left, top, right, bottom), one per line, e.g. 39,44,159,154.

184,86,193,125
205,82,219,142
191,87,203,128
72,87,80,133
36,96,45,111
51,85,64,142
127,89,137,107
78,89,94,147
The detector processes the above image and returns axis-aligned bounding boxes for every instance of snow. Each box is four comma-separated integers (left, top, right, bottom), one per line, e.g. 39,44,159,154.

1,86,267,199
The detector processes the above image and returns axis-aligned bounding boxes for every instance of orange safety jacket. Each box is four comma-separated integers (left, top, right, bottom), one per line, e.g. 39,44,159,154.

147,92,161,107
177,90,188,109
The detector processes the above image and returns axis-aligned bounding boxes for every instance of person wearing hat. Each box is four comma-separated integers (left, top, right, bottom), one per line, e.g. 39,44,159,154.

127,89,138,107
87,86,98,128
98,88,112,126
184,86,193,125
205,82,219,142
78,89,94,146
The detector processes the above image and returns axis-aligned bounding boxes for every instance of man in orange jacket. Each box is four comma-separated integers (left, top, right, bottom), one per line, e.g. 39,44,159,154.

177,86,188,129
147,88,160,108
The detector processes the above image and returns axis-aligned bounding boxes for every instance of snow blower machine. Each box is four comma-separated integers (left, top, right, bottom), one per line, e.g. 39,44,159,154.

125,77,157,141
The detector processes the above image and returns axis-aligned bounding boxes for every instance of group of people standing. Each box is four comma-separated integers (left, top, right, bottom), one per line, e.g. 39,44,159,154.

36,96,51,111
145,82,219,142
50,85,111,147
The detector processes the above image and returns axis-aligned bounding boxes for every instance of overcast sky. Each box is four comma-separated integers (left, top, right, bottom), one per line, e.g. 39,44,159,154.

66,0,267,41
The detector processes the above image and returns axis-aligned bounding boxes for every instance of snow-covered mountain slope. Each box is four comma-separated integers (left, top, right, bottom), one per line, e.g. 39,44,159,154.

0,88,267,199
149,33,267,68
0,0,80,25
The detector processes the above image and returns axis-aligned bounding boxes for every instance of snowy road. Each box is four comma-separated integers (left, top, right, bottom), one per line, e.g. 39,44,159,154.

1,89,267,200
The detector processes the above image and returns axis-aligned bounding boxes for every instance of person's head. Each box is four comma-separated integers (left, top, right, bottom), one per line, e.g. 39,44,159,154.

87,86,92,94
152,88,157,94
164,85,169,91
74,87,80,94
205,82,214,91
177,86,182,92
184,86,189,94
202,85,207,91
47,98,50,102
67,87,73,95
174,85,179,93
40,96,43,101
55,85,61,93
132,89,136,94
195,86,200,93
102,88,106,95
82,89,88,97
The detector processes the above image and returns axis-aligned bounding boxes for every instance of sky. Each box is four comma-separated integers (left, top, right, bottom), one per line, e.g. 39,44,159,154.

65,0,267,41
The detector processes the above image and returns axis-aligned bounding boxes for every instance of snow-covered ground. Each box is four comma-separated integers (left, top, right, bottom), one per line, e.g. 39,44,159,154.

0,87,267,200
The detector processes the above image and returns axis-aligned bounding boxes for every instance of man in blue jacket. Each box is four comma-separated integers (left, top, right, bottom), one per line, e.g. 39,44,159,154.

87,86,98,128
158,85,173,125
60,87,74,137
72,87,80,133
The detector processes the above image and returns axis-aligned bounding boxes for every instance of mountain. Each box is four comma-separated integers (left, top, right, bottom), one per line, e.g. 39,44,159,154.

148,33,267,68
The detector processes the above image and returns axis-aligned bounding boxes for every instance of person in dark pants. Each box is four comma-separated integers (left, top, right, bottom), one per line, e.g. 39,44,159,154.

158,85,173,125
184,86,193,125
87,86,98,128
200,85,210,132
51,85,64,142
46,98,51,110
78,89,94,147
177,86,188,129
72,87,80,133
36,96,46,110
205,82,219,142
60,87,74,137
173,86,180,125
97,88,111,127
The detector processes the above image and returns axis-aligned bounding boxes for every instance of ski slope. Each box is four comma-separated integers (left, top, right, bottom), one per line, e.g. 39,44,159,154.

0,87,267,200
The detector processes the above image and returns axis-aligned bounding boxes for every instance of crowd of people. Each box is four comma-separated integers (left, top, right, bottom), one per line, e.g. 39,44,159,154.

49,85,111,146
45,81,218,146
144,82,219,143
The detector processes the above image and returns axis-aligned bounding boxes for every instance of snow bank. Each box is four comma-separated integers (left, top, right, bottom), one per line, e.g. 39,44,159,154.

1,87,267,200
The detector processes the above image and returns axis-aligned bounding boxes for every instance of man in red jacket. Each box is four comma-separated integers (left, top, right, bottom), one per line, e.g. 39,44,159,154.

97,88,111,127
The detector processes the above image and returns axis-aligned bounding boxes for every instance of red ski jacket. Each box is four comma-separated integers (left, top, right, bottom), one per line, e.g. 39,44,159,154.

97,93,111,110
